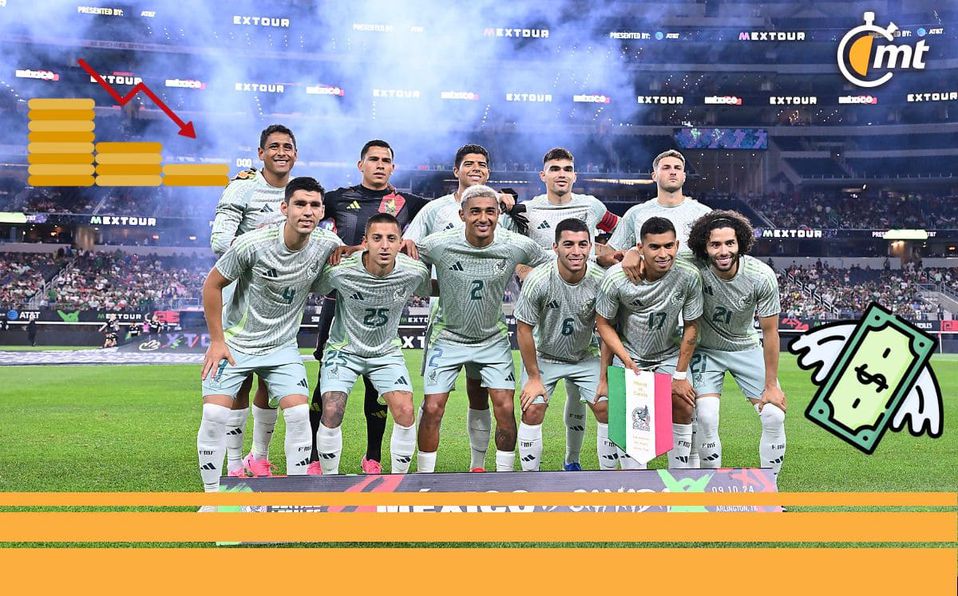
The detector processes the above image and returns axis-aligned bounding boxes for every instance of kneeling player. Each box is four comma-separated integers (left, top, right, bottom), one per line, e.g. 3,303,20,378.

595,217,702,469
686,210,786,478
515,218,616,470
314,213,430,474
197,177,341,492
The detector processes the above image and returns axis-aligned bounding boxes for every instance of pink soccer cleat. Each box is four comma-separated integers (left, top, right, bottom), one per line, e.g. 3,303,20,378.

243,452,274,477
360,457,382,475
306,461,323,476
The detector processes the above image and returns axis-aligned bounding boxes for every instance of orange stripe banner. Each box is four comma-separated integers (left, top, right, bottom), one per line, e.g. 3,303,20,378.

0,511,954,543
3,548,955,594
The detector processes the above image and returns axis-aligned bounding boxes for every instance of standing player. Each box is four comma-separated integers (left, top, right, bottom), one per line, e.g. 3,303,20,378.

403,144,516,472
310,140,429,474
601,150,710,263
197,177,342,493
601,149,711,466
686,210,787,478
516,147,620,471
514,219,618,471
415,185,551,472
313,213,430,474
209,124,298,478
595,217,702,469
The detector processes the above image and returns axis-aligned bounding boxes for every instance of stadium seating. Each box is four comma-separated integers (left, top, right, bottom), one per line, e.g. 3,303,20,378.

777,263,949,321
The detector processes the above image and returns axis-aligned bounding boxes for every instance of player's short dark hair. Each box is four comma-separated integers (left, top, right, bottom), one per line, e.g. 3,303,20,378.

361,139,394,160
639,216,676,241
652,149,685,170
454,144,490,169
259,124,296,149
555,218,590,243
687,210,755,260
284,176,324,202
543,147,574,164
365,212,401,235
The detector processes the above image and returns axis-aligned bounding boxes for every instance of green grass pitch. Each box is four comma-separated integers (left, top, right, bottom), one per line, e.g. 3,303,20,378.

0,351,954,493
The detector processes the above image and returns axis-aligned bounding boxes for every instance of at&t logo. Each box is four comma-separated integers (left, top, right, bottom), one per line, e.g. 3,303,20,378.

837,12,929,88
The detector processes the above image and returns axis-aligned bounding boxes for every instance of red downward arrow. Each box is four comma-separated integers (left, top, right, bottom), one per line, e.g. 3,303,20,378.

77,58,197,139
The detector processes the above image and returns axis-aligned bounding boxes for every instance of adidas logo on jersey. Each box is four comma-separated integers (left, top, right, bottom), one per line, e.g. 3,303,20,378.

630,297,644,306
546,299,560,309
200,462,216,471
319,452,337,460
296,458,311,467
347,201,361,210
444,223,456,230
395,376,408,385
226,427,243,436
350,291,365,300
449,261,464,271
296,378,308,388
536,220,551,230
704,285,714,296
263,268,278,278
505,372,515,382
395,455,411,464
259,204,273,213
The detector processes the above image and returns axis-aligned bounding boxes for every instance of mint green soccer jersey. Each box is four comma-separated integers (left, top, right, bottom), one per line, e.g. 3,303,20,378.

523,193,608,257
697,255,781,352
595,260,703,364
514,260,604,363
315,252,431,357
418,227,551,346
607,197,711,255
210,170,286,256
215,222,342,355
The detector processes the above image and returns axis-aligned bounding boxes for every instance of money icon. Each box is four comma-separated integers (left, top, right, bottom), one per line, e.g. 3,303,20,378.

798,303,937,454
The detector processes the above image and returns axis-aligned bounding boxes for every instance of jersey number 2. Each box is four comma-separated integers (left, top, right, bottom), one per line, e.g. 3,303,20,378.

469,280,484,300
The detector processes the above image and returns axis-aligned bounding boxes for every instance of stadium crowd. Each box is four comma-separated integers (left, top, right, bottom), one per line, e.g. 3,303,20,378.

43,251,213,311
0,252,61,309
753,192,958,230
777,261,951,320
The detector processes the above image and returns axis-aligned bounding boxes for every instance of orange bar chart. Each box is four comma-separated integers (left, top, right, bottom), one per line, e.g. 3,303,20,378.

26,98,96,187
27,98,228,187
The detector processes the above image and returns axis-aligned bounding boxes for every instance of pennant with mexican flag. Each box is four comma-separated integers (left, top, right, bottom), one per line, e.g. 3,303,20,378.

607,366,673,465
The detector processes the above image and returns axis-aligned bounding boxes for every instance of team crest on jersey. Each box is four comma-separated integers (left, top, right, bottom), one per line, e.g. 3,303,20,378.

494,259,507,274
394,287,406,302
670,291,685,304
579,298,596,315
230,167,257,182
380,193,406,215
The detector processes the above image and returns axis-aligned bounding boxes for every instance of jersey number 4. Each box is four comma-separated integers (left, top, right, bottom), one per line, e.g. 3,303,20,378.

281,288,296,305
